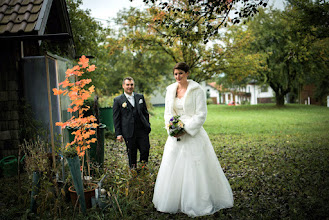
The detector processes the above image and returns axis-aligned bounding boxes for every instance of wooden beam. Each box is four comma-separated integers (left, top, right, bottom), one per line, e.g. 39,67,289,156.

0,33,71,41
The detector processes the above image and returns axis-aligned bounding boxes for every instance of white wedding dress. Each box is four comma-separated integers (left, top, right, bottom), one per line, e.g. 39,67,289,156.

153,97,234,217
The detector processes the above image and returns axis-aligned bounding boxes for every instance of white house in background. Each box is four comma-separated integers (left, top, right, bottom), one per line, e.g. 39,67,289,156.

247,83,275,104
150,81,210,106
150,81,275,106
202,81,221,104
202,82,275,105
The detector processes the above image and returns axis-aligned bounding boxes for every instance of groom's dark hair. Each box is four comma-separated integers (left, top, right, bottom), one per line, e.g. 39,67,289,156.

173,62,190,73
122,76,134,84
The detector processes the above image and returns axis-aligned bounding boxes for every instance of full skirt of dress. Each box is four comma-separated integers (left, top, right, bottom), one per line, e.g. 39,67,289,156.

152,128,234,217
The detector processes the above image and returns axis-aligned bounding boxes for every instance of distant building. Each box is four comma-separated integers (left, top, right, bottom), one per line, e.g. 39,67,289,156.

150,81,275,106
204,82,221,104
202,82,274,105
300,84,321,105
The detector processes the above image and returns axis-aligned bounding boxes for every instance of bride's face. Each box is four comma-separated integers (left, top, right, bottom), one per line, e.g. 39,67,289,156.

173,69,189,83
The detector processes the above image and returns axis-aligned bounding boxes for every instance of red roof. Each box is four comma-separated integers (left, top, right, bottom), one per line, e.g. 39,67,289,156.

208,82,222,91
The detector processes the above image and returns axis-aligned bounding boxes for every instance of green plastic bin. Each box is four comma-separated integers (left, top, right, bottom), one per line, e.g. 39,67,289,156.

99,107,114,132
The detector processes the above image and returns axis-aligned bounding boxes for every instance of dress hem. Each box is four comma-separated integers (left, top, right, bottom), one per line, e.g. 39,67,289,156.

153,203,234,218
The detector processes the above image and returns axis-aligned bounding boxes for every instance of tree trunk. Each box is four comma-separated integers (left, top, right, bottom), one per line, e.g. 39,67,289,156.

275,93,285,107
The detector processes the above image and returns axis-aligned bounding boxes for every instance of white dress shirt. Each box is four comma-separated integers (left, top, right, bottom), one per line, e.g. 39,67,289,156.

124,92,135,107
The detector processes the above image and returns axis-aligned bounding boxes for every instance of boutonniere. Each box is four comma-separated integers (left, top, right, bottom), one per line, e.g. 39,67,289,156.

122,102,127,108
139,99,143,104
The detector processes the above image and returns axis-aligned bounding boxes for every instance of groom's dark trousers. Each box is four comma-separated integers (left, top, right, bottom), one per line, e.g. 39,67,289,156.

113,93,151,169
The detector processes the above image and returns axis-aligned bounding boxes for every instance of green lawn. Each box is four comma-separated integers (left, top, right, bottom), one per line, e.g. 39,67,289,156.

1,104,328,219
151,104,329,136
148,104,329,219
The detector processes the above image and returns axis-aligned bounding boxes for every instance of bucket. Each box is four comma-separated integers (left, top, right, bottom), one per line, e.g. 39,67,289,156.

0,156,18,177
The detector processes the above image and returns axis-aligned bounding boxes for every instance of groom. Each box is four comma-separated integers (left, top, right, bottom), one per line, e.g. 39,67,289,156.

113,77,151,169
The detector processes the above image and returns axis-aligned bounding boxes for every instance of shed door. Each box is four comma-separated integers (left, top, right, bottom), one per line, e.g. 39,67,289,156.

23,55,71,151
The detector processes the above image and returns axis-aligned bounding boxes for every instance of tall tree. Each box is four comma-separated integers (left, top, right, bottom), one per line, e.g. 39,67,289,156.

66,0,107,57
288,0,329,39
106,40,175,94
66,0,112,94
247,8,312,106
219,3,329,106
115,6,227,82
103,28,175,95
286,0,329,104
216,24,267,89
304,38,329,104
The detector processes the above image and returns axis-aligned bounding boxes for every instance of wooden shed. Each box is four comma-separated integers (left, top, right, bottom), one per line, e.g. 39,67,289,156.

0,0,75,158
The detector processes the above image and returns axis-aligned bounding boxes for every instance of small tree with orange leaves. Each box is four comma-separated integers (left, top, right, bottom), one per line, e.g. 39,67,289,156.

53,55,98,177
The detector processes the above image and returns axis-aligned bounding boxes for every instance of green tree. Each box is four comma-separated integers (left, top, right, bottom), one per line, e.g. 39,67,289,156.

305,38,329,104
216,24,267,89
115,6,228,82
220,3,329,106
66,0,112,94
288,0,329,39
67,1,175,96
103,28,175,95
246,8,313,106
66,0,107,57
286,0,329,104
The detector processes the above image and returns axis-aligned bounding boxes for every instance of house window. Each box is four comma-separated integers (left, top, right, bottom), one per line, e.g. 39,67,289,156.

261,85,268,93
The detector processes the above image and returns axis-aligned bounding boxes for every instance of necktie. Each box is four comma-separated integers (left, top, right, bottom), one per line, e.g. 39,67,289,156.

128,96,135,107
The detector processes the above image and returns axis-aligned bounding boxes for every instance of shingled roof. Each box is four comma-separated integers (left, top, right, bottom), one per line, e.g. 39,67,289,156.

0,0,45,35
0,0,73,40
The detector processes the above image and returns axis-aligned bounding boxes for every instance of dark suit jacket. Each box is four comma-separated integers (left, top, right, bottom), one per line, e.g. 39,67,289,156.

113,93,151,139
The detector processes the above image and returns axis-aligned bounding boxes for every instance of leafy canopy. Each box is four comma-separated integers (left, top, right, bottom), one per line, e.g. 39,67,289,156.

133,0,268,43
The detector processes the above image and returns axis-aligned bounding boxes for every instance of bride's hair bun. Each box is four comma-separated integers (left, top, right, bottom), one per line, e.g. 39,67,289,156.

173,62,190,73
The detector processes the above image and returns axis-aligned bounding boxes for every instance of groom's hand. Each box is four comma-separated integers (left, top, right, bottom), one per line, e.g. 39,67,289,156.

117,135,124,142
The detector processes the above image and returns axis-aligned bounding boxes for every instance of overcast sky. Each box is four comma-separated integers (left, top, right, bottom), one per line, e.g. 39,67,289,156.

80,0,287,27
80,0,145,26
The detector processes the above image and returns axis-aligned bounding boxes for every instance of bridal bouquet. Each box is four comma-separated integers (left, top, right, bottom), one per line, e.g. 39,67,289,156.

167,115,185,141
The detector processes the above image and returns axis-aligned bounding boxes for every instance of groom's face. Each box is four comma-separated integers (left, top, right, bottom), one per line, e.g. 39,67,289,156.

122,79,134,95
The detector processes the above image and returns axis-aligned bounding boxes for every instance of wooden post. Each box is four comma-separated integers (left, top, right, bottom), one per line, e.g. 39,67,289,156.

45,55,56,170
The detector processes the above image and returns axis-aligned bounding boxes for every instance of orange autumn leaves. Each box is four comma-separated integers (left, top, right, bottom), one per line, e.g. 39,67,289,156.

53,55,98,157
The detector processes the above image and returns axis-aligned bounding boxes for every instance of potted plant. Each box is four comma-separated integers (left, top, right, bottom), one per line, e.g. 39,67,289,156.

53,55,99,213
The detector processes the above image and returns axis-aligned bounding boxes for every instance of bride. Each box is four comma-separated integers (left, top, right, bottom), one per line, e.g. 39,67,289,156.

152,62,234,217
